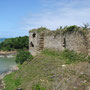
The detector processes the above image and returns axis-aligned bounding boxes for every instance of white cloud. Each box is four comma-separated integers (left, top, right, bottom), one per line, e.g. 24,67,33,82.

21,0,90,30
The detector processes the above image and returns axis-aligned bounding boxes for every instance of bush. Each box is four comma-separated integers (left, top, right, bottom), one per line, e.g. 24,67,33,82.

0,36,29,51
32,84,46,90
42,49,60,56
66,25,78,32
15,50,33,65
61,49,89,64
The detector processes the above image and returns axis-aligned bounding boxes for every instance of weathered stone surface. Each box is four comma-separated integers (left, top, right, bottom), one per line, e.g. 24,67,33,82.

29,29,90,56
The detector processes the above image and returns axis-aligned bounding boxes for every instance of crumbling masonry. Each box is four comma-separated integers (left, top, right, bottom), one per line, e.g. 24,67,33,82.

29,28,90,56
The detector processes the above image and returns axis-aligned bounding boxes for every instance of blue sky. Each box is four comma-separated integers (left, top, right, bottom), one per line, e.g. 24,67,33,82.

0,0,90,38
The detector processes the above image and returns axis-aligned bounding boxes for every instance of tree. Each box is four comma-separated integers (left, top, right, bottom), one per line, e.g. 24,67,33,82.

0,36,29,51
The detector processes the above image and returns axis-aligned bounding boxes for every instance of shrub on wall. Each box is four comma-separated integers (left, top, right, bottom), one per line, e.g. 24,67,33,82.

66,25,79,32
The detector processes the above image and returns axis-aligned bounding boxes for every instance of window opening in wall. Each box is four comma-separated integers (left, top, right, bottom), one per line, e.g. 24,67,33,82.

30,42,34,47
32,33,36,38
63,38,66,48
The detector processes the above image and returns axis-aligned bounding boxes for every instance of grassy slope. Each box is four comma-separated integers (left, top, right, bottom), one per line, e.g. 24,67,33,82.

3,49,90,90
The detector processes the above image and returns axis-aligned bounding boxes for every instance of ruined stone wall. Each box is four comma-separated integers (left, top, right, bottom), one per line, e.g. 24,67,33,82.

65,32,87,54
43,31,87,54
29,29,90,56
29,32,39,56
87,29,90,56
44,34,65,51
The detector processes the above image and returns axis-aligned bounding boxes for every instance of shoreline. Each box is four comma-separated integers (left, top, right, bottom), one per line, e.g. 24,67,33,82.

0,51,16,54
0,65,19,89
0,51,17,58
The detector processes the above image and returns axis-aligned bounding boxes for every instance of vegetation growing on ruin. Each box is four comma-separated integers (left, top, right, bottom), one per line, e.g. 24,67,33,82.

56,24,89,32
0,36,29,51
56,25,89,35
56,25,79,32
30,25,89,37
30,27,50,33
3,49,90,90
65,25,79,32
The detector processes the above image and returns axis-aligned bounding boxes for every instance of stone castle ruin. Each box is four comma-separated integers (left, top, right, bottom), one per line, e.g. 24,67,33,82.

29,26,90,56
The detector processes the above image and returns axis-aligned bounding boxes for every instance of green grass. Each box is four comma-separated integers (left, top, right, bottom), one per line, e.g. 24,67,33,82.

30,27,50,33
61,49,89,64
3,72,21,90
42,49,60,57
42,49,89,64
3,49,90,90
32,84,46,90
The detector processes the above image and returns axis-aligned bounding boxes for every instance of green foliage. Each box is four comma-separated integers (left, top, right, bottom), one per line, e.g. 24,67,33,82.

66,25,78,32
15,50,33,65
15,78,21,87
32,84,46,90
3,72,21,90
30,25,89,37
55,25,80,35
42,49,89,64
37,27,49,33
3,49,90,90
0,36,29,51
30,27,50,33
56,25,78,32
42,49,60,57
61,49,89,64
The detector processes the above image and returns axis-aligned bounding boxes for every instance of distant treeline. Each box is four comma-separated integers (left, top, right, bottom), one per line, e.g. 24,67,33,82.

0,36,29,51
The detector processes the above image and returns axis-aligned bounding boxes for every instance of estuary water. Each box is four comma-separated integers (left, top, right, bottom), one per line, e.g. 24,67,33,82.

0,38,6,43
0,57,16,75
0,38,16,75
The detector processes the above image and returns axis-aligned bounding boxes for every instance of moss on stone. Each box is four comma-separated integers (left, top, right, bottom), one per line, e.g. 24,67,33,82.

29,26,89,37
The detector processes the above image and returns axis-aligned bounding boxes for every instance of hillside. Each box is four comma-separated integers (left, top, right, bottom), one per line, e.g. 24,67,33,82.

0,36,29,51
3,49,90,90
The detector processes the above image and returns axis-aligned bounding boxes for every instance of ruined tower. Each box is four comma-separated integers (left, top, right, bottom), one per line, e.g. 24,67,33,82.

29,27,90,56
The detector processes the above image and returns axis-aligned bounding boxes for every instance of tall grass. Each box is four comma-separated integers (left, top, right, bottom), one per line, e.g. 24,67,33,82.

61,49,89,64
42,49,90,64
32,84,46,90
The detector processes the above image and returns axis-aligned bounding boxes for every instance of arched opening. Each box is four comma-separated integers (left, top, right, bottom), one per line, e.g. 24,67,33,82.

32,33,36,38
30,42,34,47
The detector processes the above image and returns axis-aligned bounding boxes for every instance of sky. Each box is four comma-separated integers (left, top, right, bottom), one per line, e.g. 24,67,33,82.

0,0,90,38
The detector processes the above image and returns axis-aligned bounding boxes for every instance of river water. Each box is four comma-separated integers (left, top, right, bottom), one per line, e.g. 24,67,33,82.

0,39,16,75
0,57,16,75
